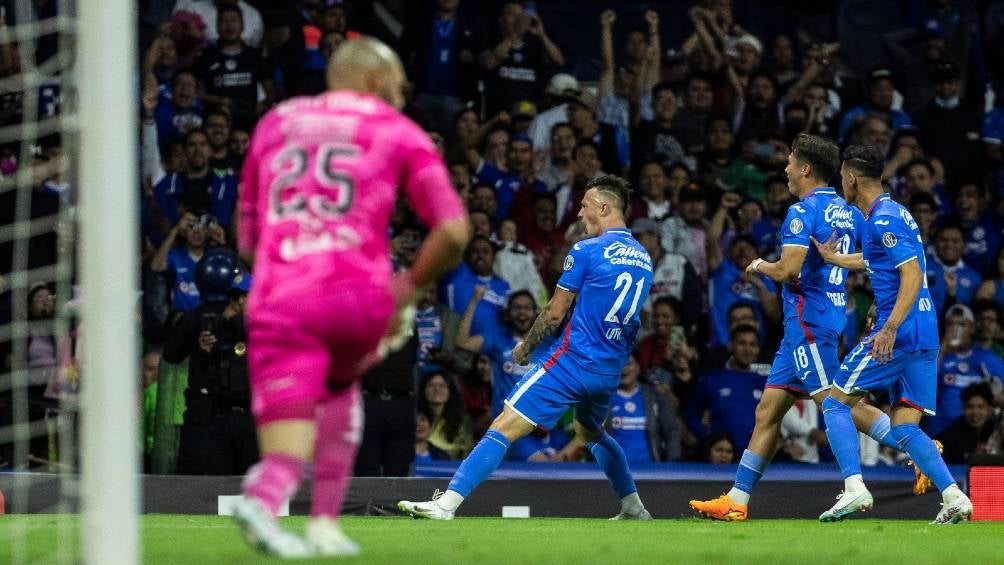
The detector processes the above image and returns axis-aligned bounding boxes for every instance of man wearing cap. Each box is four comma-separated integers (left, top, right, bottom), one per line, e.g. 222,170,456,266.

509,99,538,134
838,69,914,141
479,2,564,115
913,60,982,176
527,73,580,150
926,303,1004,438
632,217,702,336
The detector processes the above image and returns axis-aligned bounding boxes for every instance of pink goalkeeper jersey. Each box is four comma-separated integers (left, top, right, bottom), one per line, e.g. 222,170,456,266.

238,91,466,302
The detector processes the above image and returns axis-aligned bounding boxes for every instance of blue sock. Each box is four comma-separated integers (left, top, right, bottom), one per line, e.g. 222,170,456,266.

822,396,861,479
587,433,637,498
889,424,955,491
867,412,899,450
734,449,768,495
447,430,510,497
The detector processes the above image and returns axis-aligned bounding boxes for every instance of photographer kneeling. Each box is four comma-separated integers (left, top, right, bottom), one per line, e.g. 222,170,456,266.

163,248,258,475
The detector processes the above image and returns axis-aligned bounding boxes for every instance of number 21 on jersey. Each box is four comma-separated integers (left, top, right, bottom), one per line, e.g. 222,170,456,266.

604,272,645,340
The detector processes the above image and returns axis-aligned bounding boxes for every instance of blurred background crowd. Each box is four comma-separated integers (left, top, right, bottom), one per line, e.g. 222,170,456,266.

1,0,1003,476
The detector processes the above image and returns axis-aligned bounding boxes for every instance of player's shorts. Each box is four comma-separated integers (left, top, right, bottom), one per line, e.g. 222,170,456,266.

504,358,617,432
246,286,393,424
766,317,839,398
833,339,938,415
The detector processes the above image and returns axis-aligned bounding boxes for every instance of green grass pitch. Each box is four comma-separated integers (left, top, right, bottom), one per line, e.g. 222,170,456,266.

2,514,1003,564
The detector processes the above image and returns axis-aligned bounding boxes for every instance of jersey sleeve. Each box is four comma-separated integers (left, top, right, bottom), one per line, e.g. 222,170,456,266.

399,122,467,229
873,214,918,268
780,204,812,248
237,113,270,255
555,242,590,293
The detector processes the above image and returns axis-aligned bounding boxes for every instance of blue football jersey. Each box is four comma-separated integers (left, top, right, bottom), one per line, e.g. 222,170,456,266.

927,347,1004,437
482,326,535,418
780,187,862,333
861,195,939,351
551,227,654,376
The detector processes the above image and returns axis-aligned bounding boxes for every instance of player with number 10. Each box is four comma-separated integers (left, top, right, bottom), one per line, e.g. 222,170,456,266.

399,175,655,521
690,134,905,521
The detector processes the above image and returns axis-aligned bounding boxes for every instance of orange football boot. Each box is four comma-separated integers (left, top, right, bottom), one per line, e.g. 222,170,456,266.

689,494,748,521
910,439,944,495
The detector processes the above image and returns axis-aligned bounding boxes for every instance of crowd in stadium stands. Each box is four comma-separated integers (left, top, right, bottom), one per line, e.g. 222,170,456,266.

2,0,1004,474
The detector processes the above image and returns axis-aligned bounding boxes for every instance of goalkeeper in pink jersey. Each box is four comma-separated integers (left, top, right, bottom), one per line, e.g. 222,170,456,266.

233,37,470,558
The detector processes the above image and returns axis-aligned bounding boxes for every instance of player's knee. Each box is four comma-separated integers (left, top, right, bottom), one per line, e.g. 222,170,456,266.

490,408,534,442
754,401,783,428
573,420,601,444
821,395,851,414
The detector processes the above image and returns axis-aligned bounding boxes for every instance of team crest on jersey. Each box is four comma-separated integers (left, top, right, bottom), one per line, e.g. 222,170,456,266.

563,255,574,271
882,232,898,247
789,218,804,234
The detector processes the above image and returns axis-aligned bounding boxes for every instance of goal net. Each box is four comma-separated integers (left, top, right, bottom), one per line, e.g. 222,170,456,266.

0,0,138,563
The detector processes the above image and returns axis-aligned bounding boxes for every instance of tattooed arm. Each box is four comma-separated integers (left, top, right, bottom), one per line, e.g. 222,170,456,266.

512,288,577,364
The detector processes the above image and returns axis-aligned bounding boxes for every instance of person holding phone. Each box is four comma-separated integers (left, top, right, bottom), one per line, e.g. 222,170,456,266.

162,247,257,477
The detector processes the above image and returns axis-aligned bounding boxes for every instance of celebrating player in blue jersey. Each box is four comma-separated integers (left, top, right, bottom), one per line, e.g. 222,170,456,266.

399,175,655,520
690,134,902,521
812,144,972,524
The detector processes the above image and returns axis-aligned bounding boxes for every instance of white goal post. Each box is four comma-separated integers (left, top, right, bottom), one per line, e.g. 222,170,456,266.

78,0,139,563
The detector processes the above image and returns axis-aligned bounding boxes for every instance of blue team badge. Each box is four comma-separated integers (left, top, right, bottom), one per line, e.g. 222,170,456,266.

789,218,803,234
563,255,574,271
882,232,898,247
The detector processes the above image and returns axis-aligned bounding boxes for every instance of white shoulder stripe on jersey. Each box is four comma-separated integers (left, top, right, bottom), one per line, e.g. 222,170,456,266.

893,256,918,268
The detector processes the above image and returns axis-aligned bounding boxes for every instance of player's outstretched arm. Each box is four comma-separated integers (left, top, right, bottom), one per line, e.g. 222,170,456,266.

810,235,866,270
512,288,576,364
747,244,808,284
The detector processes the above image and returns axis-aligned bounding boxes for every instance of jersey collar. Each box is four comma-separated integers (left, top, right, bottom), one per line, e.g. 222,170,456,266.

865,193,891,219
803,186,836,199
606,227,631,236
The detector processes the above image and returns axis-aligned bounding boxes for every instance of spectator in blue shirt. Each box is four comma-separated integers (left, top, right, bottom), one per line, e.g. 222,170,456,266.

440,236,510,339
685,325,767,455
153,69,203,146
928,225,983,311
925,304,1004,438
151,129,239,245
149,211,225,312
605,352,681,463
838,69,914,141
707,191,781,348
474,134,545,221
946,183,1003,275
